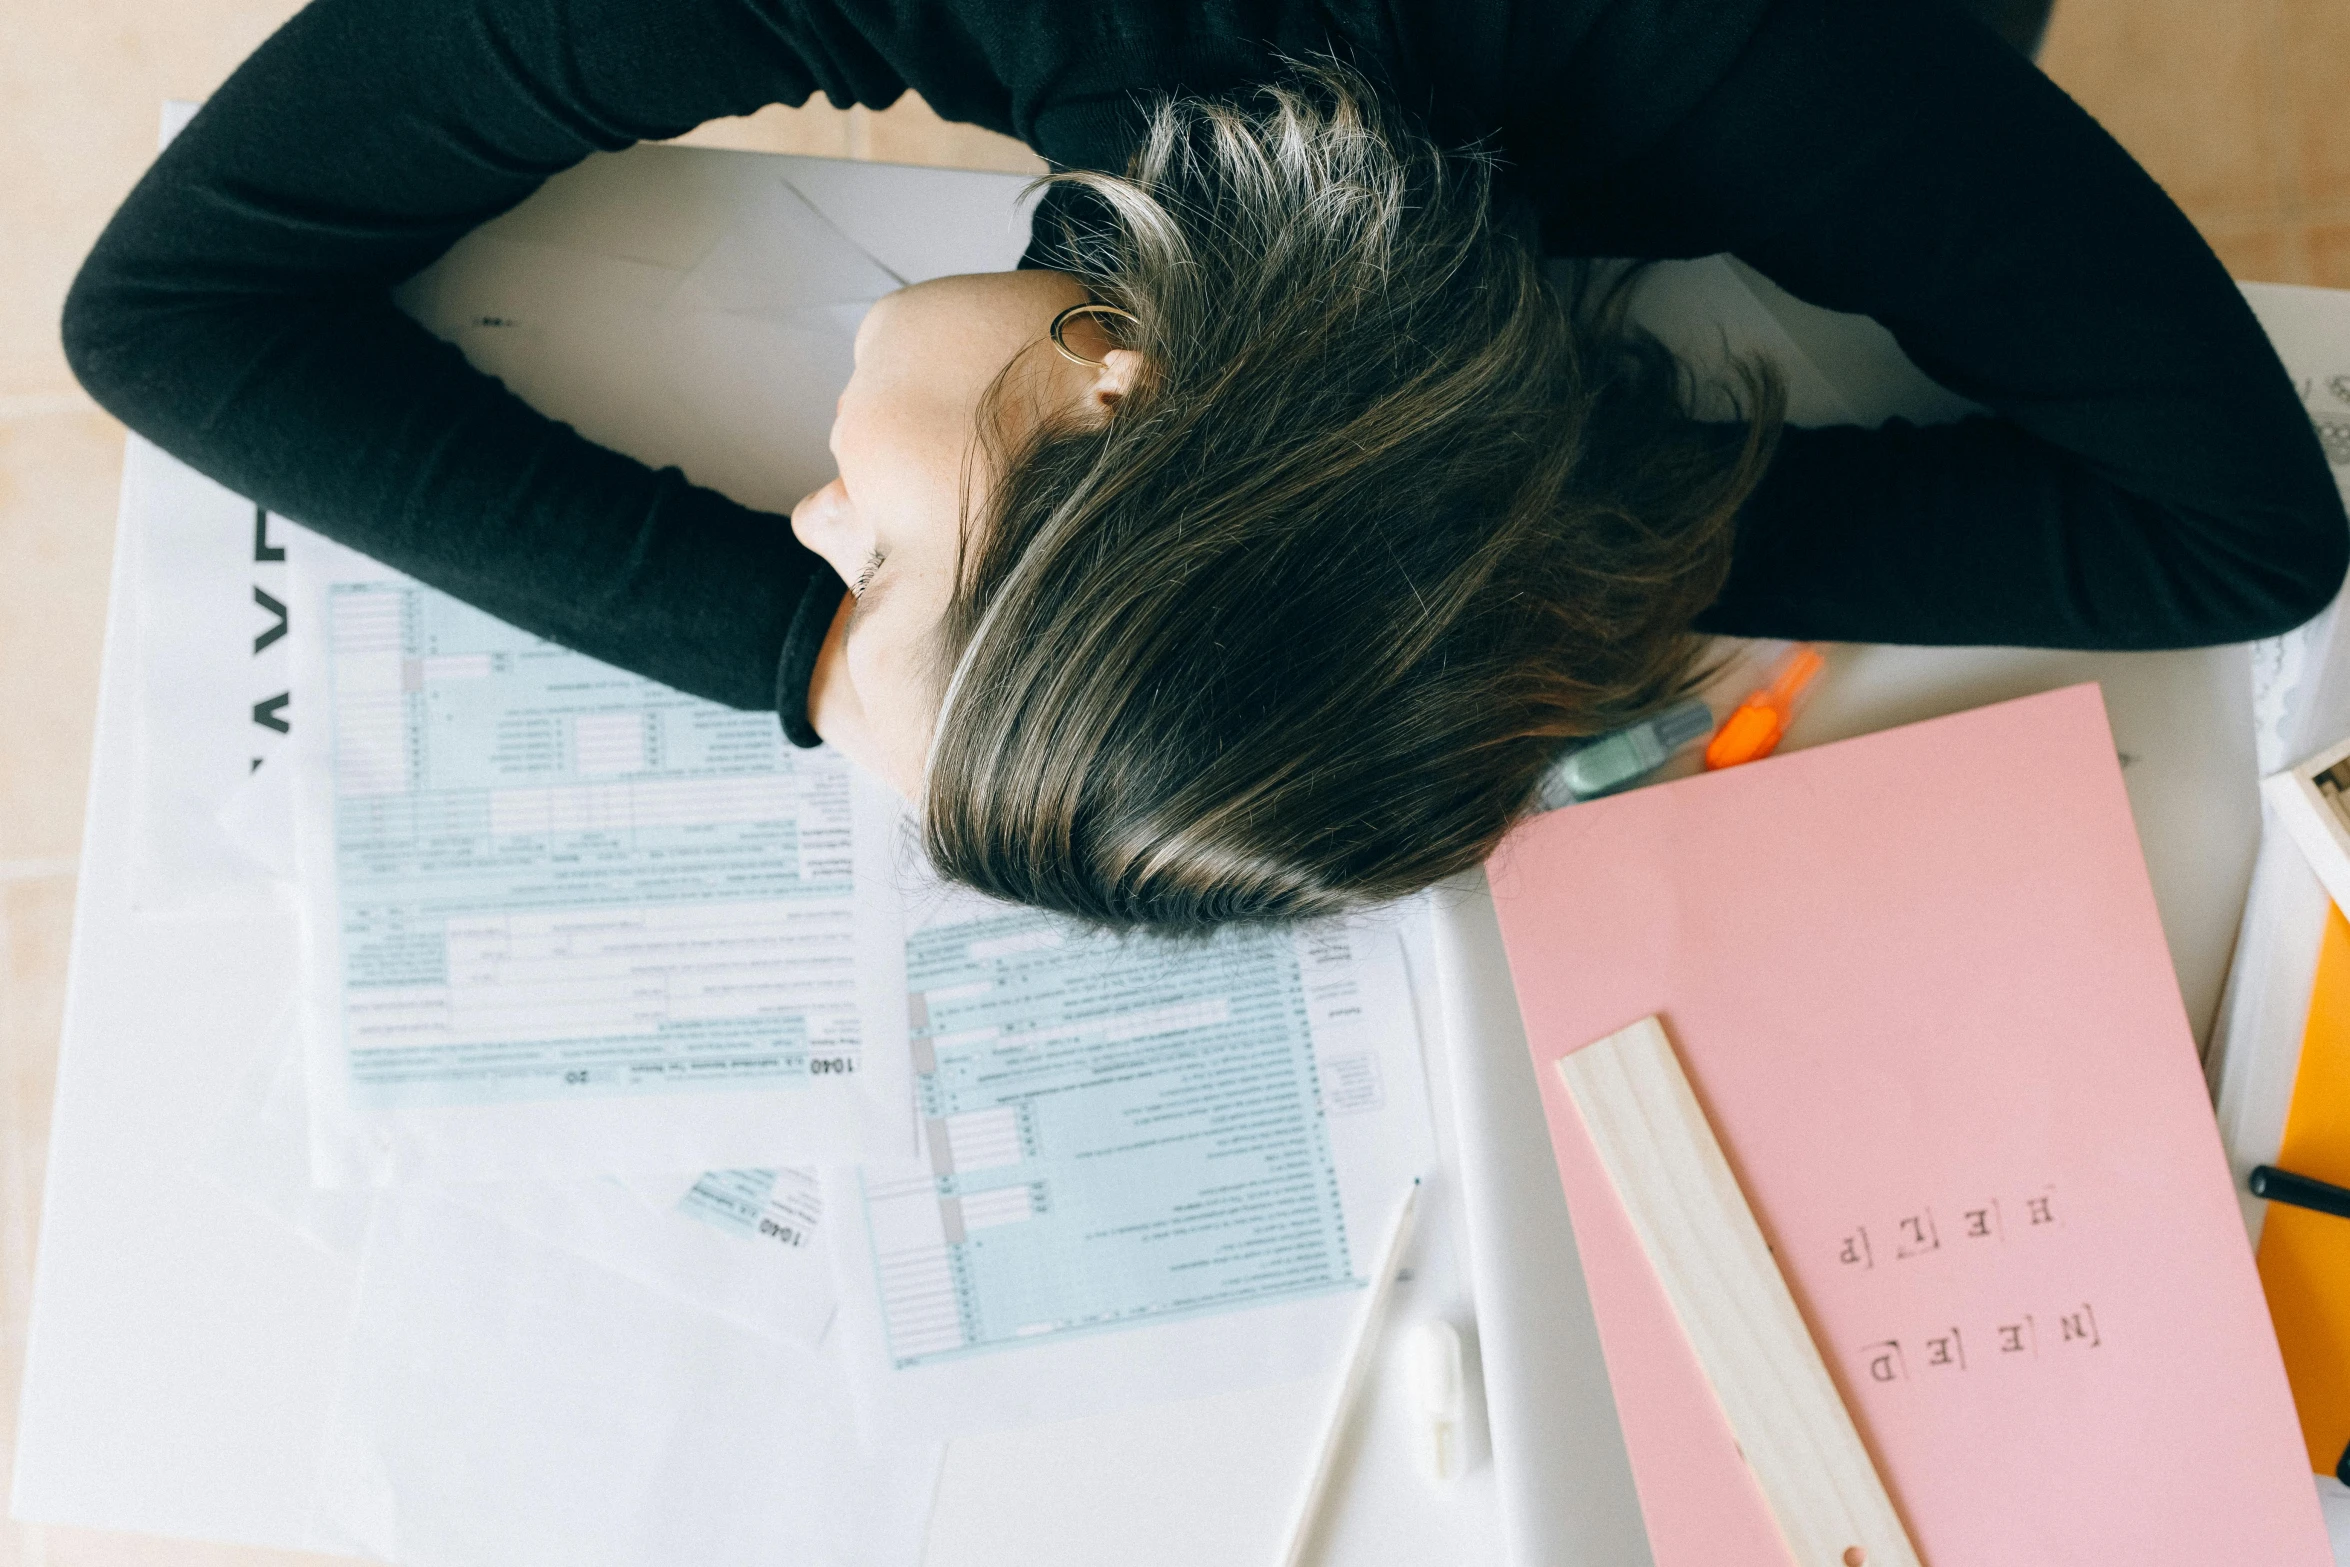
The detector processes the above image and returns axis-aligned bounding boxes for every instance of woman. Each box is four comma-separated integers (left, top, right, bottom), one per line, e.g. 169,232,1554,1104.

65,0,2347,928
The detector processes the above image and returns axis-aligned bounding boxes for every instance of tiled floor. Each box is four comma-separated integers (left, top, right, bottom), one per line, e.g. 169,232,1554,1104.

1,4,2344,1564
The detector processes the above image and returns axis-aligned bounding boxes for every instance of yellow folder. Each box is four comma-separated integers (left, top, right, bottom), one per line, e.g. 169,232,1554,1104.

2257,901,2350,1472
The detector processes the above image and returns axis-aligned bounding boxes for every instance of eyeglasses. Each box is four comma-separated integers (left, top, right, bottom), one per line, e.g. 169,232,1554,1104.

1047,302,1139,368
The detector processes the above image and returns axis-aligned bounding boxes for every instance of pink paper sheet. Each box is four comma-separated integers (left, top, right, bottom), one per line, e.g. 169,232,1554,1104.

1490,684,2323,1566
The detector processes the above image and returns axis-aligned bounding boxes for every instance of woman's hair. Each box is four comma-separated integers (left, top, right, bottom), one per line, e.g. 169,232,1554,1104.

924,61,1782,931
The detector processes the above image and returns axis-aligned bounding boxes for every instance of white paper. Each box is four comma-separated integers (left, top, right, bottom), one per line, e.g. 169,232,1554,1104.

394,176,899,522
196,1010,837,1345
830,885,1436,1439
11,459,361,1551
123,437,303,910
199,1011,375,1263
643,303,865,516
120,97,297,913
215,742,298,883
288,531,912,1184
669,177,907,312
453,1166,836,1347
777,161,1040,288
315,1191,939,1567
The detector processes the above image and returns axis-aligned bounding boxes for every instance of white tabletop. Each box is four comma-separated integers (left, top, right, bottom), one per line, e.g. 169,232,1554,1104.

11,140,2299,1567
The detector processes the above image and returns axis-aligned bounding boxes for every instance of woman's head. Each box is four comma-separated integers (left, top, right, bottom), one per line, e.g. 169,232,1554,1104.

787,270,1143,790
798,63,1782,931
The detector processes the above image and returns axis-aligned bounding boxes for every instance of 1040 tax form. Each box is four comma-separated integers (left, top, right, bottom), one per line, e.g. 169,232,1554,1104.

290,531,913,1184
830,884,1436,1439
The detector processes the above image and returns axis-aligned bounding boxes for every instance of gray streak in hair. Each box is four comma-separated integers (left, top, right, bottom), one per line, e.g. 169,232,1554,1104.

924,60,1783,931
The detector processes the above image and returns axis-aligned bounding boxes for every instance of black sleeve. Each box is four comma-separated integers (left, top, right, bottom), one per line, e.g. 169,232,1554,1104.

63,0,850,736
1520,0,2347,649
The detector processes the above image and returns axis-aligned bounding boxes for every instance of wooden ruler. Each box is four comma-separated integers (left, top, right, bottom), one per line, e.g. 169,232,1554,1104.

1557,1015,1923,1567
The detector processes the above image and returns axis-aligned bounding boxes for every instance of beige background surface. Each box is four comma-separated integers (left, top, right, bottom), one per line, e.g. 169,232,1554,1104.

4,4,2347,1562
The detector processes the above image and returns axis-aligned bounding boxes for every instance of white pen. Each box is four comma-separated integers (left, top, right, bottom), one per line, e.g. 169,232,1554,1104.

1277,1178,1423,1567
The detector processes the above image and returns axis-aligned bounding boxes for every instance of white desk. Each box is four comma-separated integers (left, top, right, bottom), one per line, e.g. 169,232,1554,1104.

11,140,2293,1566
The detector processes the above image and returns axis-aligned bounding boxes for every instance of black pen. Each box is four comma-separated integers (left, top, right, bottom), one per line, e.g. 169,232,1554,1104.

2248,1164,2350,1222
2248,1168,2350,1485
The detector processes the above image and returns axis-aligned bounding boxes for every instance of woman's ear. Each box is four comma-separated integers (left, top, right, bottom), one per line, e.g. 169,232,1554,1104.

1091,348,1146,410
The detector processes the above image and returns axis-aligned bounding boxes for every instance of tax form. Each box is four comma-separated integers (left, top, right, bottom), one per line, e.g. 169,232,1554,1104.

830,889,1436,1438
313,1191,939,1567
675,1165,824,1250
290,531,911,1184
456,1166,837,1347
198,1014,842,1346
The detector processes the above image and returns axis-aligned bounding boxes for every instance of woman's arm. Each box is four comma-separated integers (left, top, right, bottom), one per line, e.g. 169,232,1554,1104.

64,0,855,725
1522,0,2347,649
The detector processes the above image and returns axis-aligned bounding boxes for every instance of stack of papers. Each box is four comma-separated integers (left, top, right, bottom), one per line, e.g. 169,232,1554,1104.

69,138,1444,1567
196,525,1440,1566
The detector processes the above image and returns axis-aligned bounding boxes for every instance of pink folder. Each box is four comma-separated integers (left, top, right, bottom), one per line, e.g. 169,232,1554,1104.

1489,684,2325,1565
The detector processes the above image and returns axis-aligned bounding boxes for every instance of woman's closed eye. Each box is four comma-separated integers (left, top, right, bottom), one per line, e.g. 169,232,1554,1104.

851,547,884,597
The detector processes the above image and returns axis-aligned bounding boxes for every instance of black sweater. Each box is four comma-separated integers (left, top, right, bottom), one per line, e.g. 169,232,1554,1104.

62,0,2350,745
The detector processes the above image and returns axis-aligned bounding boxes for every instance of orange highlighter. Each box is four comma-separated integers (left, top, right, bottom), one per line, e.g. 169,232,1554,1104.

1703,643,1824,770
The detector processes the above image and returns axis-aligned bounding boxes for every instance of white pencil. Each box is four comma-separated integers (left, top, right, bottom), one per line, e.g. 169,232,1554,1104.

1277,1178,1423,1567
